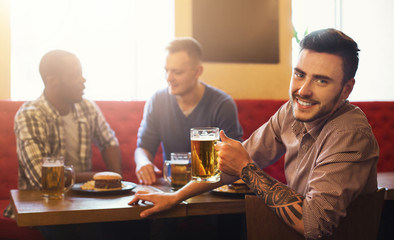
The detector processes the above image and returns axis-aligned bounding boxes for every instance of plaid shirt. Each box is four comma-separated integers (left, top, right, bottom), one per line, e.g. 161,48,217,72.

3,94,118,218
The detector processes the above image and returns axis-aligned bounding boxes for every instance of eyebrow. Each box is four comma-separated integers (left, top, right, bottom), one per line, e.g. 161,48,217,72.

293,67,333,81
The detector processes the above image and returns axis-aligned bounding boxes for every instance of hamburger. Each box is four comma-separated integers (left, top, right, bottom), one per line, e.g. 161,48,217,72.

228,179,250,192
93,171,122,190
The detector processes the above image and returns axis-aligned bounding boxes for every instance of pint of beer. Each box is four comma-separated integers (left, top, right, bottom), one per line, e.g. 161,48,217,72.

190,127,220,183
41,157,74,200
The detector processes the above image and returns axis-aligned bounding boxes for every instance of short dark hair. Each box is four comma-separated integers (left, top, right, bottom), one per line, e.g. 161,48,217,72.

166,37,202,65
300,28,360,85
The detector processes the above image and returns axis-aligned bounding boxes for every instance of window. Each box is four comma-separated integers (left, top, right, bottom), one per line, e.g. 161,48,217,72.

292,0,394,101
11,0,174,100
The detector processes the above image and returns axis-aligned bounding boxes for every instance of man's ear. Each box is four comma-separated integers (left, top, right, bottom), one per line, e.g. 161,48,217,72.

44,75,58,88
342,78,355,100
195,64,203,79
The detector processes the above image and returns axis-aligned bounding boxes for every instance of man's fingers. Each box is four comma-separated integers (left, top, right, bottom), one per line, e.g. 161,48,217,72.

136,172,144,184
128,191,151,205
219,130,230,142
128,195,141,205
127,193,159,218
154,165,162,175
139,206,157,218
137,165,157,185
137,170,149,184
147,169,157,184
128,198,138,205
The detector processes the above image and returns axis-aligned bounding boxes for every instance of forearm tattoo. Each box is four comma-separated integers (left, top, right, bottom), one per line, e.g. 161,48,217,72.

242,163,304,226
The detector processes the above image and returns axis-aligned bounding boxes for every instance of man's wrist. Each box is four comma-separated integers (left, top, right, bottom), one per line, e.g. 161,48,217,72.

241,162,257,184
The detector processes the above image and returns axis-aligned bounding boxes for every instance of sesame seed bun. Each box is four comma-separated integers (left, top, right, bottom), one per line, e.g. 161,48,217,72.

93,171,122,180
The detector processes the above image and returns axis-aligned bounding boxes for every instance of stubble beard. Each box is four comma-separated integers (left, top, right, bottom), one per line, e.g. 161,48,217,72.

290,89,343,123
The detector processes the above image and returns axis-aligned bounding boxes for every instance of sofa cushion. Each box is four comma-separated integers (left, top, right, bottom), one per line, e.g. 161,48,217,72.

353,102,394,172
0,101,23,200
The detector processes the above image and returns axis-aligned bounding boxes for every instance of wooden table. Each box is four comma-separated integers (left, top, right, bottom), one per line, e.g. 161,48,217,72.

11,179,245,227
377,172,394,200
13,172,391,228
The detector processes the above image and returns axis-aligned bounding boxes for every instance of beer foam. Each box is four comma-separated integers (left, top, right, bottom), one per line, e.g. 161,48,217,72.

169,160,190,165
42,161,63,167
191,136,218,141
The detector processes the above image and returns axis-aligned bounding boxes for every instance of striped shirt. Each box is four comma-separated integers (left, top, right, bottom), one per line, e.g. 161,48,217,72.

3,94,118,218
241,101,378,239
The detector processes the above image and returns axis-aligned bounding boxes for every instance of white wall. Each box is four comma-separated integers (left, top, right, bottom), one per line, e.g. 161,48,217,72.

342,0,394,101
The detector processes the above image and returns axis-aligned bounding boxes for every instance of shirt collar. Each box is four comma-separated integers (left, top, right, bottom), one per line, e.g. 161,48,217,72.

40,93,81,120
291,101,350,140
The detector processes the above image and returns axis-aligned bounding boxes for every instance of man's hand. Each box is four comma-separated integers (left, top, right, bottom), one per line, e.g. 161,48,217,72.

128,191,179,218
136,163,162,185
216,130,253,178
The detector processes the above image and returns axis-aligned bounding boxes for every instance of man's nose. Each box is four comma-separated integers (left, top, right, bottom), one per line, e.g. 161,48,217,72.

298,79,313,97
166,71,174,82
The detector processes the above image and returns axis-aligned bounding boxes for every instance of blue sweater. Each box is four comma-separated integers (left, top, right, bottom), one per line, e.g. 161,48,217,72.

137,83,243,160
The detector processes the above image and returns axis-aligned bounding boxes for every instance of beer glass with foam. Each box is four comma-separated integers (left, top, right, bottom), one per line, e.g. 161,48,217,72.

41,156,75,199
163,152,191,191
190,127,220,183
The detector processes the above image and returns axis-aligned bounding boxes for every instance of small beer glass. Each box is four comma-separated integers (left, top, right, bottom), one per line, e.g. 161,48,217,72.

163,152,191,191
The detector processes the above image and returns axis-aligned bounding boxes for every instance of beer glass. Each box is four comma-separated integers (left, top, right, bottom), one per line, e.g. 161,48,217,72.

41,156,75,200
163,152,191,191
190,127,220,183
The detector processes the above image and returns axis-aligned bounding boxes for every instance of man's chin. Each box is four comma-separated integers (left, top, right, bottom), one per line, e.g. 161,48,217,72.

293,109,332,123
292,110,317,122
72,96,84,103
168,87,177,96
294,116,314,122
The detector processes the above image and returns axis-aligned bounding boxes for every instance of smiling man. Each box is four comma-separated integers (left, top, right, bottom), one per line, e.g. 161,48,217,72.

129,29,379,239
134,37,243,185
290,50,354,125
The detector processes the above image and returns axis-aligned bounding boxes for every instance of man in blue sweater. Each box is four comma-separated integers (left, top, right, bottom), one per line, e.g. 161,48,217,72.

135,37,243,185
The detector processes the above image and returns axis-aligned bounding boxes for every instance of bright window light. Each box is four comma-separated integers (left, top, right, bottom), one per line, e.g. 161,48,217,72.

10,0,174,100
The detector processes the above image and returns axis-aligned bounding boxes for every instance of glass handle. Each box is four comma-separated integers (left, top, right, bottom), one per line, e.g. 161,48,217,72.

64,165,75,193
163,162,171,184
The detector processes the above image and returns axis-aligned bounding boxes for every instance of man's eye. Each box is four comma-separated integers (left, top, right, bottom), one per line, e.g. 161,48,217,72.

316,79,328,84
294,72,304,78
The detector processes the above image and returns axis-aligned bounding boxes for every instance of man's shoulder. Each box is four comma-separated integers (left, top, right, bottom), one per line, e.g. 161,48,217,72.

14,98,58,131
147,88,173,108
326,103,372,133
145,87,168,101
205,83,231,97
15,97,50,119
203,83,234,105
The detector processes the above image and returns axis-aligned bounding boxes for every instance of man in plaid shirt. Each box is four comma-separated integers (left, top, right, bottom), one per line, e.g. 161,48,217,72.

3,50,122,239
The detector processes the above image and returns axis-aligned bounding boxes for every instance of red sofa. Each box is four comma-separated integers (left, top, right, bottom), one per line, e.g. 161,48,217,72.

1,99,393,239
